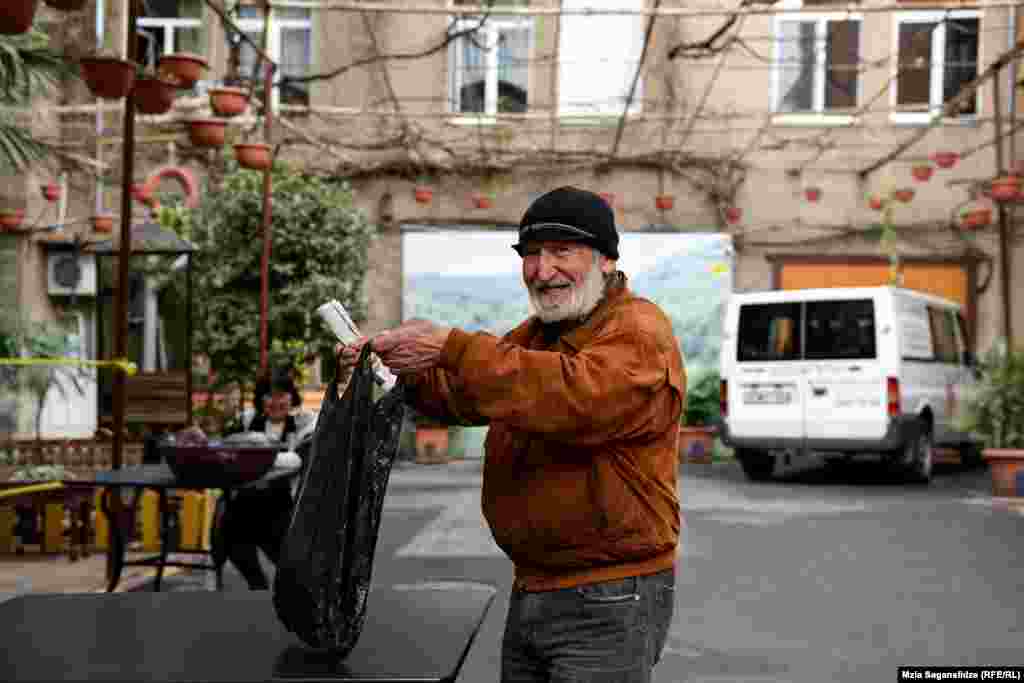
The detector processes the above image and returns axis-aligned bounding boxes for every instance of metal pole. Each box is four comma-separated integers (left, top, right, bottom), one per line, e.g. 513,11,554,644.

993,63,1015,347
259,58,276,372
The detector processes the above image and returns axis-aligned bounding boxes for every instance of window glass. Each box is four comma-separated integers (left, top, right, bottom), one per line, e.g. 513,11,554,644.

737,303,802,362
927,306,958,363
896,15,978,115
944,18,978,115
805,299,876,360
775,18,860,113
777,21,816,112
897,21,933,107
825,20,858,108
451,17,530,114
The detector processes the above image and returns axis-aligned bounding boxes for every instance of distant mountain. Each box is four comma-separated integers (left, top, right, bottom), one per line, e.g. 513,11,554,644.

405,272,525,305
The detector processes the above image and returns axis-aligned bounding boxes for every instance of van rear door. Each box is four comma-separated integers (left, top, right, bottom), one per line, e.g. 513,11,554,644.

802,297,887,442
730,301,805,443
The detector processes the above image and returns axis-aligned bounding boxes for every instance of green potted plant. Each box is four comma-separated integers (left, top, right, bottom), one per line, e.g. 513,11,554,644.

680,368,720,464
954,341,1024,497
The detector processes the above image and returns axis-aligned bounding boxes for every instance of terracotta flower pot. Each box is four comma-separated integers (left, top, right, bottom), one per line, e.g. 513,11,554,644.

186,117,228,148
911,164,934,182
960,208,991,230
892,188,915,203
414,186,433,204
41,182,60,202
130,183,152,204
209,87,250,117
868,196,884,211
930,151,959,169
133,76,176,115
1,0,38,34
804,187,821,202
43,0,87,10
415,425,450,464
679,426,715,464
655,195,674,211
0,209,25,231
79,57,137,100
92,215,113,233
157,53,208,89
725,207,742,224
983,448,1024,497
986,176,1021,203
472,194,493,209
234,143,272,171
598,192,616,208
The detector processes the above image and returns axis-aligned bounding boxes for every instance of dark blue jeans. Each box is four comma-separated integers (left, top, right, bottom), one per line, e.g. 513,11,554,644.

501,568,675,682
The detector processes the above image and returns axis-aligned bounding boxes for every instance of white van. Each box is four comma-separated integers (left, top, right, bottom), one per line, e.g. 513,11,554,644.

718,286,981,483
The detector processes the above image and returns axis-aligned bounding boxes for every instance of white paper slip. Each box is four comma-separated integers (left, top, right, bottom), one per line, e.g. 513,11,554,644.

316,299,397,390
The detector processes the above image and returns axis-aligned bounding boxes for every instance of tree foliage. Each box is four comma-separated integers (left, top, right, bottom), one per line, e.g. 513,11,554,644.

188,162,375,386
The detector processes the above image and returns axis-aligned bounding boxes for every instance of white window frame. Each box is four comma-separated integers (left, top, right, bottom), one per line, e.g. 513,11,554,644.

448,15,533,118
890,10,981,126
558,0,645,119
236,8,313,110
770,2,862,127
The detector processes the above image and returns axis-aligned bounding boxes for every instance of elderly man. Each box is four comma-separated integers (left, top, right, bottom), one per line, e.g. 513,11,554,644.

340,186,685,682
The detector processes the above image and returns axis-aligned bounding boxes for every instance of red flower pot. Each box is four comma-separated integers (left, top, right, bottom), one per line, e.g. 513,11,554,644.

79,57,137,100
655,195,675,211
130,183,152,204
472,194,493,209
209,87,250,117
133,76,176,115
234,143,272,171
92,215,114,233
44,0,87,10
598,192,616,208
414,186,433,204
868,196,884,211
892,188,915,203
724,207,742,224
986,176,1021,203
930,151,959,169
1,0,38,35
0,209,25,230
804,187,821,202
186,117,228,148
911,164,934,182
41,183,60,202
158,53,208,89
960,208,991,230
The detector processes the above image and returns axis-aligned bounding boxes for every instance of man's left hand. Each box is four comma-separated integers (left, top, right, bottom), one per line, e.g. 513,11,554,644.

371,319,452,375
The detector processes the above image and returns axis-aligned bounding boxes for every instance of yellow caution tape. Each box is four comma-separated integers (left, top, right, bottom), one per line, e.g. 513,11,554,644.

0,357,138,375
0,481,65,500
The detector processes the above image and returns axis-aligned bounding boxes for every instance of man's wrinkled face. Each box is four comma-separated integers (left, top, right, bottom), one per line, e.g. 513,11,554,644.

521,240,613,323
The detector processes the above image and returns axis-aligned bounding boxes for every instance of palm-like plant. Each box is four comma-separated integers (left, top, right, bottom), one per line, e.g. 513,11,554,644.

0,27,76,171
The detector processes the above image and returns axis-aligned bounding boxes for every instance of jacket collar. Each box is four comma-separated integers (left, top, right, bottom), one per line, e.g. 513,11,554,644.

529,272,631,352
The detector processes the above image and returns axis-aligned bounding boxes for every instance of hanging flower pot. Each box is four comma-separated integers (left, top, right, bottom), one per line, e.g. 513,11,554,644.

724,207,742,224
186,117,228,148
960,207,991,230
209,86,250,117
804,187,821,202
157,53,208,89
130,182,152,204
234,143,272,171
892,188,915,203
930,151,959,169
985,175,1021,203
92,214,113,233
598,192,616,208
79,57,137,100
41,182,60,202
472,194,493,210
414,186,433,204
911,164,934,182
1,0,38,35
133,76,176,115
655,195,675,211
0,209,25,231
43,0,88,10
868,196,884,211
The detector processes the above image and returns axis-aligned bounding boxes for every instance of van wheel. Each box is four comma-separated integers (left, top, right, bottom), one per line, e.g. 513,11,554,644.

737,449,775,482
902,427,934,484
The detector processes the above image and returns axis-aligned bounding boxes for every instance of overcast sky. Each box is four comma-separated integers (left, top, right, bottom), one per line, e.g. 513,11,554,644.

403,231,729,276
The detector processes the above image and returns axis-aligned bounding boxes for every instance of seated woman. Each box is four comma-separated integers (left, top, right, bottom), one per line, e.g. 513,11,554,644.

218,366,307,590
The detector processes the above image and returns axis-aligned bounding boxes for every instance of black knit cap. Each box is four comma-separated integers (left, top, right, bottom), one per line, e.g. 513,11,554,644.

513,186,619,259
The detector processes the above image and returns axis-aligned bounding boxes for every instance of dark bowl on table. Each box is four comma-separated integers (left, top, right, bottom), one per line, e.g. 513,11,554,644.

160,444,282,487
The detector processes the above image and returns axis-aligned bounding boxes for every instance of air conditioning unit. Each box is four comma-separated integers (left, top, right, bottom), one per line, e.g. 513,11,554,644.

47,250,97,296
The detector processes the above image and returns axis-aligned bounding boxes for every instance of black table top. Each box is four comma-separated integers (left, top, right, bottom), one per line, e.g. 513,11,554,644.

0,582,498,683
63,463,300,490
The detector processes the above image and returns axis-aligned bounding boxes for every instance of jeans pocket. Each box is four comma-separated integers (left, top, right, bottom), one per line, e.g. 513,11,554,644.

576,576,641,605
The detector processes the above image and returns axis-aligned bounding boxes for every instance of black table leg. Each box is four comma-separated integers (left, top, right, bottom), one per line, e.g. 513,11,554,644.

153,489,171,592
210,492,229,591
100,489,125,593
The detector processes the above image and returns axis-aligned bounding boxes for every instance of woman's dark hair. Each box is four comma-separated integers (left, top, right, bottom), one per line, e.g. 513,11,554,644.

254,366,301,414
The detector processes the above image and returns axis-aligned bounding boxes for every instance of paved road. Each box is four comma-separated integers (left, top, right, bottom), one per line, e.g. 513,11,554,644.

47,457,1024,682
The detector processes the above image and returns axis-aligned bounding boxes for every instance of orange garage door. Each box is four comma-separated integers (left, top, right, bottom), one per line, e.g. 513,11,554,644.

779,261,967,306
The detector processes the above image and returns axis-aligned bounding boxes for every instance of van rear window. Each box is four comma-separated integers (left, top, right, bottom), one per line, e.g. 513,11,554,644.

737,299,876,361
737,303,801,362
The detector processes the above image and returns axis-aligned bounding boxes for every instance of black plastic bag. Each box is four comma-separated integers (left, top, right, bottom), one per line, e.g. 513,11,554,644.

272,345,406,654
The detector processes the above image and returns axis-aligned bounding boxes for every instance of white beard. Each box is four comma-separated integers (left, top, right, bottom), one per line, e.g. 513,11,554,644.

528,258,607,324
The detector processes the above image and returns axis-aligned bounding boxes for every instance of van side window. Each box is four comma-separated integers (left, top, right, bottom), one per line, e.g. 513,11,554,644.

805,299,876,360
927,306,958,363
737,303,801,362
